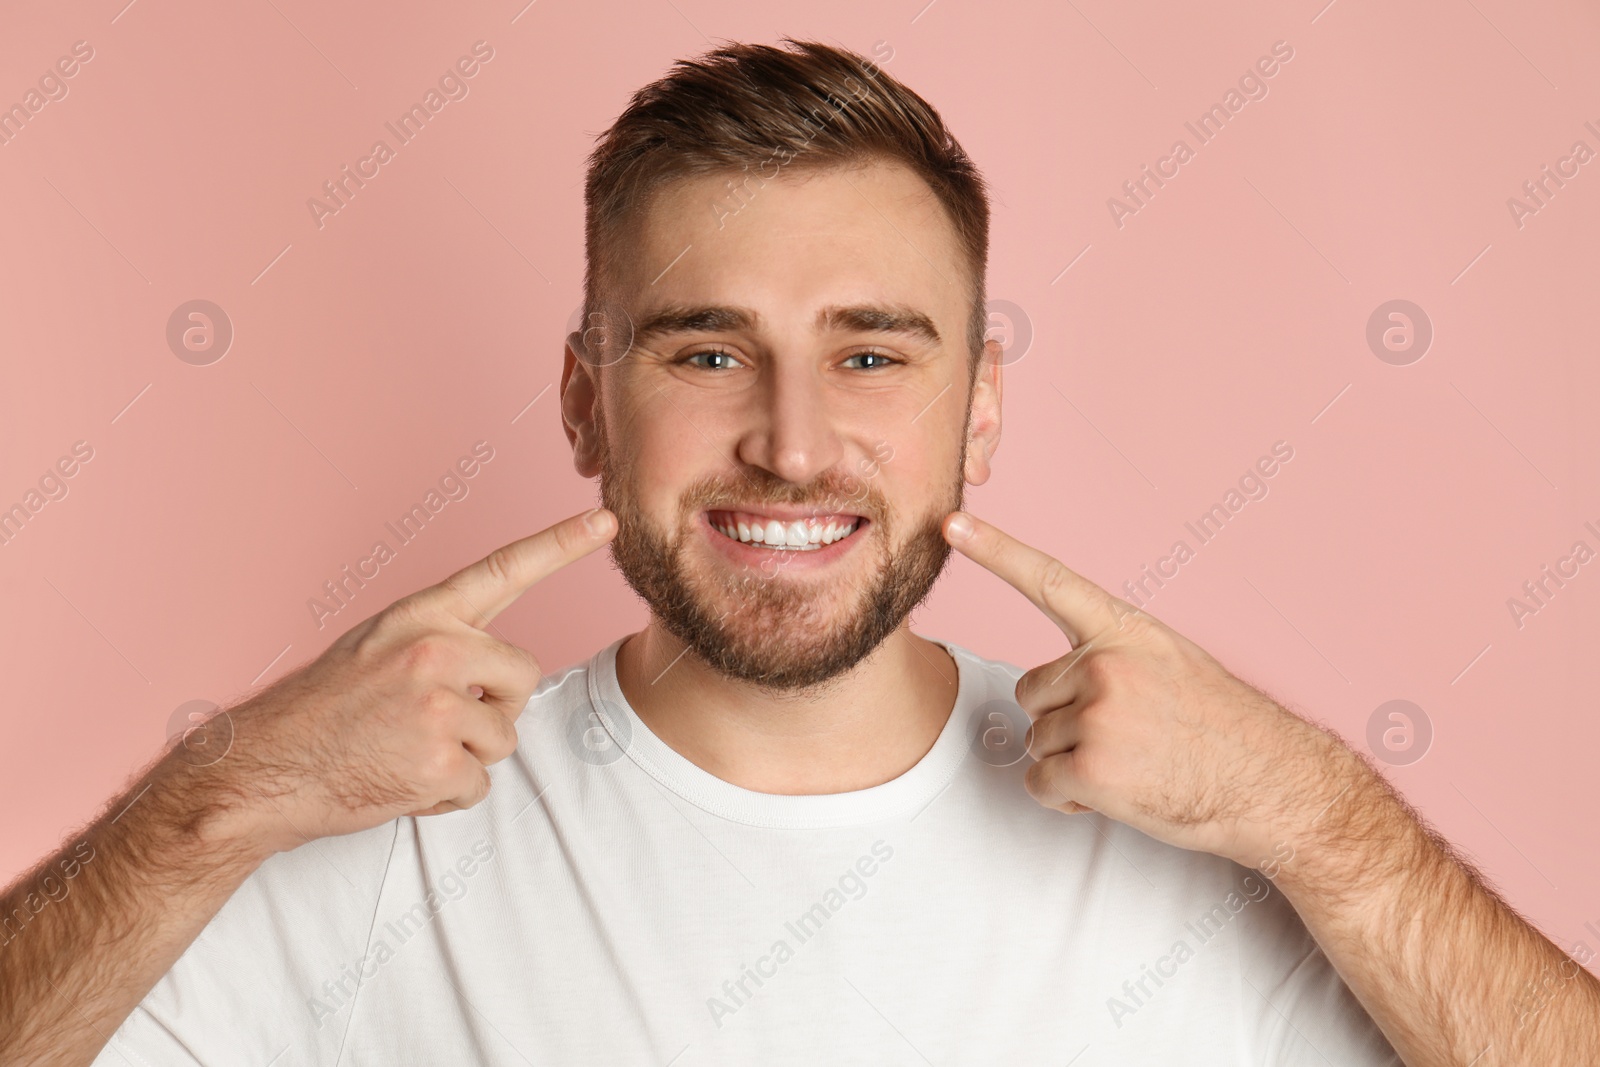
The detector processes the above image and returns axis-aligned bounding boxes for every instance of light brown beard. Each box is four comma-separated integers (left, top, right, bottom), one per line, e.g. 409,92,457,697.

596,405,966,692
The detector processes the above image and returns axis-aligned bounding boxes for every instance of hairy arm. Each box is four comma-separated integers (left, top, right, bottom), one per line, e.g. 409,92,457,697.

939,511,1600,1066
1271,746,1600,1066
0,509,612,1066
0,751,269,1066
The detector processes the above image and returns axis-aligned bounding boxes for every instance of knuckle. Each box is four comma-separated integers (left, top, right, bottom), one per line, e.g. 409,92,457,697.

1024,759,1060,802
416,745,460,786
401,634,453,675
1038,558,1075,602
1074,697,1105,735
501,704,523,741
1072,745,1108,789
380,596,428,633
416,685,459,721
1117,606,1162,644
480,545,519,588
460,765,493,808
504,642,544,688
551,518,586,559
1083,650,1123,687
1116,609,1150,639
491,736,518,766
1014,667,1047,708
1021,712,1051,756
332,612,378,652
487,716,520,763
345,610,400,661
502,659,547,700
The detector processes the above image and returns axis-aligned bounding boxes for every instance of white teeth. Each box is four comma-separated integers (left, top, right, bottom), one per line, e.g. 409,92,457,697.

713,515,861,548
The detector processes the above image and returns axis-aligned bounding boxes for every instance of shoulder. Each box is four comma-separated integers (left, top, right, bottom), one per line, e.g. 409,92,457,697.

508,654,599,760
933,636,1027,679
106,818,403,1063
932,636,1027,707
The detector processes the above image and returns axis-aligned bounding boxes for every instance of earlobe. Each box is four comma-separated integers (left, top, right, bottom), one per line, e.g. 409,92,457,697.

964,342,1004,486
561,335,603,478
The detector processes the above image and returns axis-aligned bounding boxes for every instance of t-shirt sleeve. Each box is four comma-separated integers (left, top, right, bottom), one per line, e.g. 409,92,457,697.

1237,877,1402,1065
90,820,401,1067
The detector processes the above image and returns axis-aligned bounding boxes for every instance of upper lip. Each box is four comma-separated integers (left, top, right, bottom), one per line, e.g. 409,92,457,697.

703,505,868,522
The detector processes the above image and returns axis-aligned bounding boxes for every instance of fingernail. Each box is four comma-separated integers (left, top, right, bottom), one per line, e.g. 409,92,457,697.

583,508,611,536
947,512,974,542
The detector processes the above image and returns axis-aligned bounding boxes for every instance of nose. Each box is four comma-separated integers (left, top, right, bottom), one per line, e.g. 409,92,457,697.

734,357,843,485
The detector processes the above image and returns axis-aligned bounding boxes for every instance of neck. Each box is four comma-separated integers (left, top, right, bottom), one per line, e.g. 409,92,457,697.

613,620,959,795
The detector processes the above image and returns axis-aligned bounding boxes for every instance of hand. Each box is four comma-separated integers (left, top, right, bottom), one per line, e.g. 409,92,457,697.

942,510,1359,869
185,508,617,856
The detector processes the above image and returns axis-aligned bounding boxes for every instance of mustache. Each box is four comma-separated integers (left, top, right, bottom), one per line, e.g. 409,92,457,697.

677,468,888,524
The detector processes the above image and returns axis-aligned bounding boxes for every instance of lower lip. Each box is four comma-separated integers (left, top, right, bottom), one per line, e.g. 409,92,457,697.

699,512,869,572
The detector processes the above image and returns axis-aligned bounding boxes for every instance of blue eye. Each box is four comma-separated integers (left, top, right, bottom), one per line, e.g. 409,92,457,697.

844,351,898,370
677,349,899,371
682,348,741,370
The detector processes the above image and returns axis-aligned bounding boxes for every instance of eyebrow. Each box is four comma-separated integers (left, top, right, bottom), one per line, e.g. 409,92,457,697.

631,302,942,349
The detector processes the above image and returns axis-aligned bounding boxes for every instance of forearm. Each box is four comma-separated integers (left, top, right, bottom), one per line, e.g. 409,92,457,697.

0,754,270,1067
1273,750,1600,1066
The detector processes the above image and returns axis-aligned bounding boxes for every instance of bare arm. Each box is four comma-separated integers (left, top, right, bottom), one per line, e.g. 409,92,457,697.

0,751,268,1065
1271,748,1600,1066
941,510,1600,1065
0,508,615,1067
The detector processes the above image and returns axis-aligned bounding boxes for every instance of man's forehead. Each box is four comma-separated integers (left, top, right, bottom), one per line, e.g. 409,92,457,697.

629,159,960,272
605,159,969,351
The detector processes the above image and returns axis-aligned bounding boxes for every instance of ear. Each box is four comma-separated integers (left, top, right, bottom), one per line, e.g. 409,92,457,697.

963,339,1004,486
561,332,603,478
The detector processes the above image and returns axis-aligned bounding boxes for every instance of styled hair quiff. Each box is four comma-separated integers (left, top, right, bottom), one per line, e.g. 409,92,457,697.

581,37,992,369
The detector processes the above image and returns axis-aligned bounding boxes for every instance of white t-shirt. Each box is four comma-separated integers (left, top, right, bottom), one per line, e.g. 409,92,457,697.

96,636,1399,1066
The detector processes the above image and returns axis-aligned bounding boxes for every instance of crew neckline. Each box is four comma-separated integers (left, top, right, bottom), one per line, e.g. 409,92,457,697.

584,634,977,829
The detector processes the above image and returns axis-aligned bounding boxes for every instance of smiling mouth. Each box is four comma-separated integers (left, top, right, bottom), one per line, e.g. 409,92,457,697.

705,509,868,552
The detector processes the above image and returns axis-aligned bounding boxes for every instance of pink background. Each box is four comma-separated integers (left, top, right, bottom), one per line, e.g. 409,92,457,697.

3,0,1597,963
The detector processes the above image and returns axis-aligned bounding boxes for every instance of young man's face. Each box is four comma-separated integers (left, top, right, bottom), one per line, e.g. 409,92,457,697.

562,157,1002,690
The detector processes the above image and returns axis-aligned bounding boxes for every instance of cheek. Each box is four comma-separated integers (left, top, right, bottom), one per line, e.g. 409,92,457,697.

874,428,959,494
612,408,713,520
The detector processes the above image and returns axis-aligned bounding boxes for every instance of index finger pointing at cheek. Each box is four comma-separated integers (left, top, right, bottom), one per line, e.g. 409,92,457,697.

942,510,1118,647
418,507,618,628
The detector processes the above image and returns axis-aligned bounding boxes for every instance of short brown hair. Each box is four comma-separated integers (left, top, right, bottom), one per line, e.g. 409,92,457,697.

581,37,991,371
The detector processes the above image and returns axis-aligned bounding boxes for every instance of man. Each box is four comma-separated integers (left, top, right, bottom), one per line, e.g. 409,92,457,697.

3,37,1595,1066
